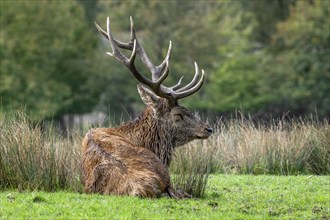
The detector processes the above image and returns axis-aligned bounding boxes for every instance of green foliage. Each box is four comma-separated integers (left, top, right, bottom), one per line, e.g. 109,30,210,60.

191,0,330,118
1,0,329,120
190,1,269,113
0,1,100,119
242,0,294,43
1,175,329,219
263,0,330,117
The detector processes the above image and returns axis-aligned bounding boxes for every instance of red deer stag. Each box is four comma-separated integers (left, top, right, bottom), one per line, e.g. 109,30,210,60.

81,17,212,198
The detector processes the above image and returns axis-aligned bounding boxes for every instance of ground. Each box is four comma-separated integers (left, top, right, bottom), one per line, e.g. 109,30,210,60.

1,175,329,219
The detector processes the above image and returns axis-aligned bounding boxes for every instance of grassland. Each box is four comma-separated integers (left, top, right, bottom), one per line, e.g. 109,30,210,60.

1,111,329,192
0,110,329,219
1,175,329,219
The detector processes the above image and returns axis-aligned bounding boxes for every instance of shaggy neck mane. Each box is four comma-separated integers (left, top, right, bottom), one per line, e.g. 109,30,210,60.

115,107,175,167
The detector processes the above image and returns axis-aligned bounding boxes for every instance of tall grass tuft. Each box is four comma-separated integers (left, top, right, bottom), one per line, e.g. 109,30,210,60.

170,140,214,198
208,117,330,175
0,111,82,191
169,116,329,197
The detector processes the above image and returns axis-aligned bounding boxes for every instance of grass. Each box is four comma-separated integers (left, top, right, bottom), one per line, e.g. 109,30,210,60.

1,175,329,219
0,110,329,197
174,116,330,175
0,111,81,191
170,139,214,197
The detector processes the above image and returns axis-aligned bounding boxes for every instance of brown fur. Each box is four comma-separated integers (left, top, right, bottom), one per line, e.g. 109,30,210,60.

82,129,170,197
81,94,212,198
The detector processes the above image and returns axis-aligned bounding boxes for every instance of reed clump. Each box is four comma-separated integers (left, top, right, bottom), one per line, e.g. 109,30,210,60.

170,139,214,197
0,111,81,191
196,117,330,175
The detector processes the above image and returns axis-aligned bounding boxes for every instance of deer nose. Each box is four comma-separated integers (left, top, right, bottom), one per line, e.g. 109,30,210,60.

205,127,213,134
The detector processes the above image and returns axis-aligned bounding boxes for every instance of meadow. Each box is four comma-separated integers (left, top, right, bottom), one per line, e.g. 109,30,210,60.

1,175,329,219
0,110,329,219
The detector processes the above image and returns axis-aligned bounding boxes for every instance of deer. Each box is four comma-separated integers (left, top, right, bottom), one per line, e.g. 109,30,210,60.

81,17,213,198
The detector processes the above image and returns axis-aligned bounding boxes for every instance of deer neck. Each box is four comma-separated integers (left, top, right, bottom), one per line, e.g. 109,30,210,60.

116,108,175,167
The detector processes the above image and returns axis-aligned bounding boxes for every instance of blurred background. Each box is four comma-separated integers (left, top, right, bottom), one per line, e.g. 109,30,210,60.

1,0,329,128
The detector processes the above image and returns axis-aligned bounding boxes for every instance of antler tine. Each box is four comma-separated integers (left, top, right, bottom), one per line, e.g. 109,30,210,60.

127,16,172,84
172,69,205,99
153,41,172,81
176,62,200,92
129,17,172,82
95,17,133,50
169,76,184,91
104,17,129,64
96,17,168,91
129,16,136,42
166,62,205,99
127,40,155,86
100,17,153,86
128,17,168,89
95,21,108,39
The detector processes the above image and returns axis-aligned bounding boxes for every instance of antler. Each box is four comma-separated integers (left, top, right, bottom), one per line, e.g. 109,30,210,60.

95,16,205,102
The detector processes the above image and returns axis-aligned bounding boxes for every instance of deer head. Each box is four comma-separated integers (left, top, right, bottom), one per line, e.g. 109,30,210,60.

95,17,212,158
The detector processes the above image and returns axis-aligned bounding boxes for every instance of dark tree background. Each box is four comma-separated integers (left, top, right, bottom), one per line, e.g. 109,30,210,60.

1,0,329,124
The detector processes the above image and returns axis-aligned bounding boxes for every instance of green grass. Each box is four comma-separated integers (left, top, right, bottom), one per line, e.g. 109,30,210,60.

1,175,329,219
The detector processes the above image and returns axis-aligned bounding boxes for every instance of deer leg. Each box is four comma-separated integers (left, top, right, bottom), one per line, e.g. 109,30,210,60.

176,188,192,198
166,186,192,199
166,186,179,199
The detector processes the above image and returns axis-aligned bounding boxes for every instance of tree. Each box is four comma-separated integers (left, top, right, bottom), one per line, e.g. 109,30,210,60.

190,0,329,119
187,1,268,115
0,1,100,120
242,0,295,44
262,0,330,117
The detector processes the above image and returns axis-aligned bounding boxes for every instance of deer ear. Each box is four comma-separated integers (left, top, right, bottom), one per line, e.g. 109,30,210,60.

137,84,160,108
